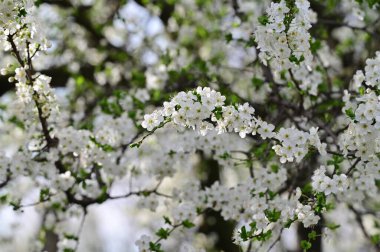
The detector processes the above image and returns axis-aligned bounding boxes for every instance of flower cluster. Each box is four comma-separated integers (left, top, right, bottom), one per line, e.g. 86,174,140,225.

311,166,349,195
295,203,320,228
254,0,325,95
13,70,58,117
142,87,326,163
273,126,327,163
341,55,380,160
1,0,380,251
255,0,315,69
354,51,380,88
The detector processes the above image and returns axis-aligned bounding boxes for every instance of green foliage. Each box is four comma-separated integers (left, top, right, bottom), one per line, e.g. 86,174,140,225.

131,70,146,88
345,108,356,120
371,234,380,245
163,216,172,225
300,240,312,251
270,164,280,173
225,33,233,43
0,194,8,204
90,136,115,152
289,54,305,65
39,188,50,202
99,98,123,117
315,192,326,213
155,228,170,240
18,8,27,17
251,77,265,89
149,242,164,252
239,222,272,242
284,218,297,228
8,116,25,129
308,231,317,241
264,208,281,222
258,15,269,25
310,39,322,54
213,106,223,120
327,155,345,174
326,222,341,230
10,200,21,211
182,220,195,228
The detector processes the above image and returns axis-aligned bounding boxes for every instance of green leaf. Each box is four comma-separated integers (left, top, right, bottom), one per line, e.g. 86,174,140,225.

284,218,296,228
8,116,25,129
63,249,75,252
163,216,172,225
326,223,340,230
289,54,305,65
196,26,208,39
90,136,115,152
129,143,140,148
39,188,50,202
315,192,326,213
310,39,322,54
300,240,312,251
359,86,366,95
258,14,269,25
18,8,27,17
96,186,108,203
371,234,380,245
131,70,146,87
0,194,8,204
64,233,78,241
225,33,233,43
149,242,164,252
267,190,277,200
155,228,170,240
264,209,281,222
308,231,317,241
240,226,248,241
254,230,272,241
10,201,21,211
213,106,223,120
252,77,264,89
219,152,230,160
345,108,355,120
249,222,257,231
182,220,195,228
75,75,85,86
270,164,279,173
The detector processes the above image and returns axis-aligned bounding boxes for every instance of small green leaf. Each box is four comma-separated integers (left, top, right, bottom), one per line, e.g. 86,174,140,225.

155,228,170,240
326,223,340,230
225,33,233,43
129,143,140,148
264,209,281,222
149,242,164,252
163,216,172,225
252,77,264,89
8,116,25,129
39,188,50,202
258,14,269,25
345,108,355,120
371,234,380,245
310,39,322,54
182,220,195,228
308,231,317,241
240,226,248,241
300,240,312,251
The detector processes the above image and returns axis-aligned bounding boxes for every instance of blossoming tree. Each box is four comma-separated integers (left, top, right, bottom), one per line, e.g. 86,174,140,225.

0,0,380,251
